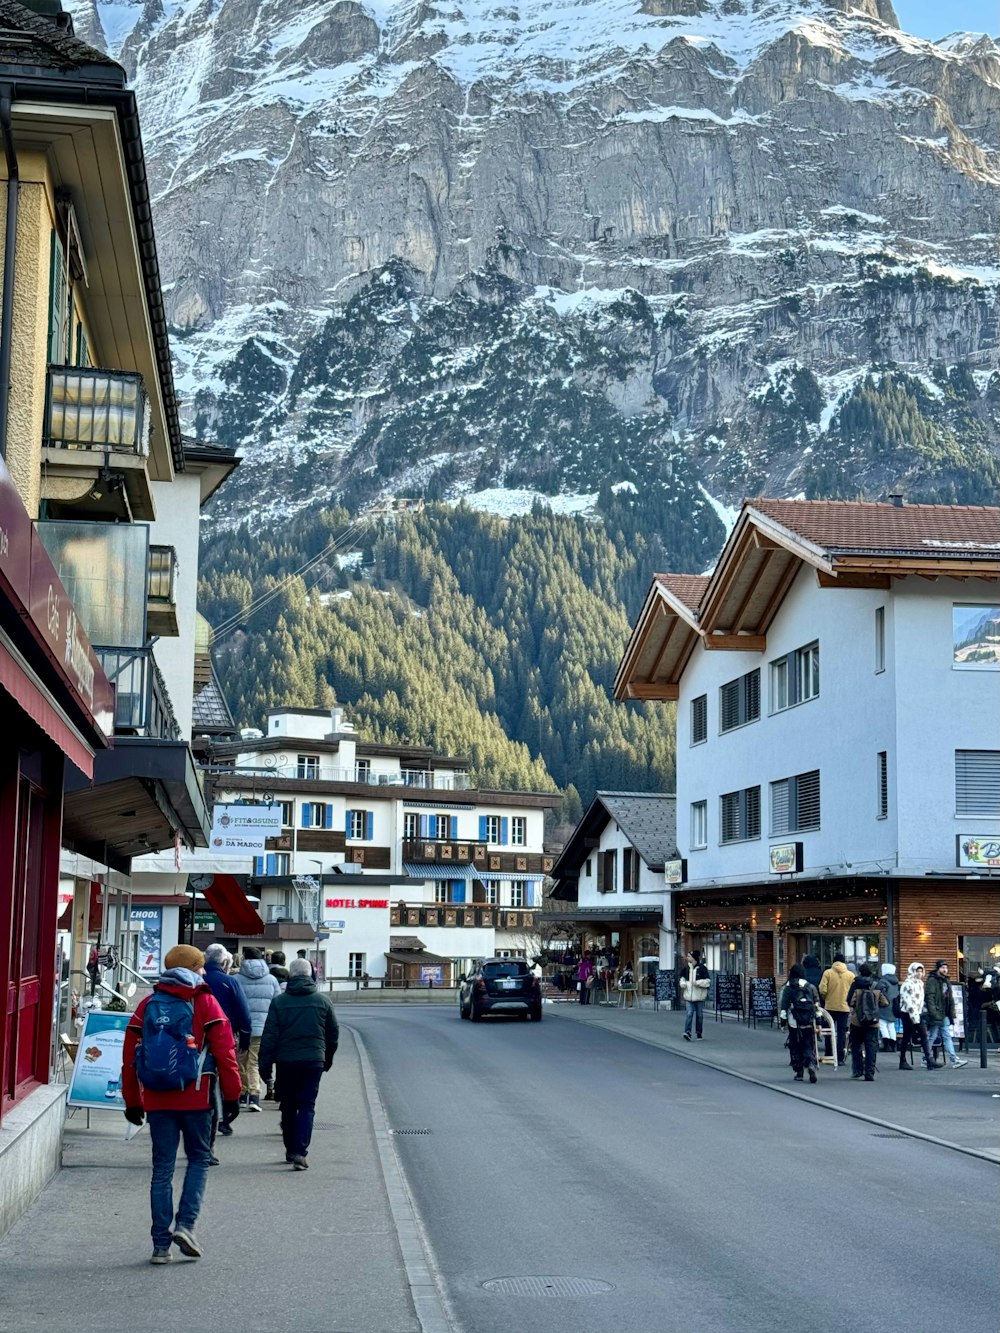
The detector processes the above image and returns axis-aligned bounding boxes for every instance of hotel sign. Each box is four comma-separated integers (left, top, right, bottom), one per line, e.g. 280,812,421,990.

769,842,804,875
957,836,1000,870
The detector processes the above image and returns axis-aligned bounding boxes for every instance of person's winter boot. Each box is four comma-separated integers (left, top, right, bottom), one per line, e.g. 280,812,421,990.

248,1095,261,1112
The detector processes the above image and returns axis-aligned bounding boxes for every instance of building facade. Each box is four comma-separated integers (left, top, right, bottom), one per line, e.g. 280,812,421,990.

616,498,1000,989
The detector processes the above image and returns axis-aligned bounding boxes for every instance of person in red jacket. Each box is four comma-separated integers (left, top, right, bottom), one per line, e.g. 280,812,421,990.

122,945,241,1265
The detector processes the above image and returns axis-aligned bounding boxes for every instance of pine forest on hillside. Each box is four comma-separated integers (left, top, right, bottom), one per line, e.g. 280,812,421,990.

200,505,687,818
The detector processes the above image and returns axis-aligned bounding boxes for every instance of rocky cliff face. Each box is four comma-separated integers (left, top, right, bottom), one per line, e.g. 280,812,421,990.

67,0,999,547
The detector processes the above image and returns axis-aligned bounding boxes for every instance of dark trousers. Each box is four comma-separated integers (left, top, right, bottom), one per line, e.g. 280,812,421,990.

851,1024,879,1078
147,1109,213,1249
578,981,591,1004
825,1011,849,1064
276,1061,324,1158
899,1013,933,1066
787,1025,816,1072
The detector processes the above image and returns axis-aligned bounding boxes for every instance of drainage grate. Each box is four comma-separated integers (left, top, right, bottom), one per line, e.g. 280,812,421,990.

871,1133,910,1139
391,1127,431,1136
482,1277,615,1297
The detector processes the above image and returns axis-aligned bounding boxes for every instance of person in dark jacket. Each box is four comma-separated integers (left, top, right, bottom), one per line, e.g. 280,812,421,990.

924,960,968,1069
846,963,889,1080
269,950,290,988
258,958,339,1169
800,954,822,989
779,963,821,1082
202,944,252,1053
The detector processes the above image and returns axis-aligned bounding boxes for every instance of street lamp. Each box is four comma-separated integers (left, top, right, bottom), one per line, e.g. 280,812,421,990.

310,860,324,985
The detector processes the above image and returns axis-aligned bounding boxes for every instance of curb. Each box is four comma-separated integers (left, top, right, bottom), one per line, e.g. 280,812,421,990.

553,1009,1000,1167
348,1025,460,1333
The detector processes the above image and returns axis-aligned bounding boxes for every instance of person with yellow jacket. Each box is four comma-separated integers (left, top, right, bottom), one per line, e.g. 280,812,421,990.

819,953,853,1066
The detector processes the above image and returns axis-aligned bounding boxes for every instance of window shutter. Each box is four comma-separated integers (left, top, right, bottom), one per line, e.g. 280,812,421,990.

253,855,264,875
420,814,429,838
265,853,277,876
877,752,888,818
770,779,790,836
597,855,605,892
525,880,535,908
345,812,352,836
301,804,310,829
745,670,760,721
324,804,333,829
721,792,739,843
746,787,761,839
691,694,707,744
365,811,374,841
795,770,820,830
452,880,465,904
450,815,458,839
955,750,1000,816
479,815,488,840
501,817,509,845
720,680,739,732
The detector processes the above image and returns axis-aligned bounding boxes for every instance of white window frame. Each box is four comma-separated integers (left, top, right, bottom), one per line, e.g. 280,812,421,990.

509,882,525,908
403,812,419,840
874,606,885,673
434,882,451,904
348,952,366,978
485,815,502,844
770,642,819,713
511,816,527,846
483,882,498,906
432,814,450,839
690,800,708,850
348,809,368,840
297,753,320,780
355,759,372,783
304,800,325,828
278,800,294,828
273,852,291,876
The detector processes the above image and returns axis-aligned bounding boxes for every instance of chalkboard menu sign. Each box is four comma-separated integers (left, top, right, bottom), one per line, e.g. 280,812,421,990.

655,969,677,1006
714,972,744,1019
748,976,778,1026
952,983,966,1040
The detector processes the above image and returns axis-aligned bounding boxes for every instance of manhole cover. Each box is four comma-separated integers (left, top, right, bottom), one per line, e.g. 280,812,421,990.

871,1133,909,1139
391,1127,431,1135
482,1277,615,1297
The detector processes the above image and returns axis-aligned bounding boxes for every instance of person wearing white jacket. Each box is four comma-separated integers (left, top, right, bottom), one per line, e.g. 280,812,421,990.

897,962,938,1071
235,948,281,1109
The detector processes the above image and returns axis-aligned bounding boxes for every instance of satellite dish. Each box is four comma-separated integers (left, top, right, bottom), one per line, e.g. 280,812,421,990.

126,982,137,999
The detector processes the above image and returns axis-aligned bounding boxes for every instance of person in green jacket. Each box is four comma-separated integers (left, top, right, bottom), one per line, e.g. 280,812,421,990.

258,959,339,1170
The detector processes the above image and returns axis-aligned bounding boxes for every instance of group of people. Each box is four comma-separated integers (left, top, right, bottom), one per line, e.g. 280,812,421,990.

121,942,339,1264
778,954,970,1082
572,952,635,1004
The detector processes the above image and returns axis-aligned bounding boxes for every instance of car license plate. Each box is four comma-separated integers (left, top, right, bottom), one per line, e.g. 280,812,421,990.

499,979,518,989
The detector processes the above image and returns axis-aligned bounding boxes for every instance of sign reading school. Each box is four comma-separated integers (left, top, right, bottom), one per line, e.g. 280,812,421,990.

209,803,282,855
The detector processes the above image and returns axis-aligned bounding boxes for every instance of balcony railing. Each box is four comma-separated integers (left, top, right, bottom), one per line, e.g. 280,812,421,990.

224,764,470,790
44,366,150,455
96,646,180,740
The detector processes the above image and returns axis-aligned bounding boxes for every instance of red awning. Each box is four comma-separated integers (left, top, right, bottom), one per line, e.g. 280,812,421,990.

1,634,96,777
202,875,265,935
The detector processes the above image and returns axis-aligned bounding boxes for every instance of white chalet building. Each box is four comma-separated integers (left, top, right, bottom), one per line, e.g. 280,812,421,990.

616,498,1000,987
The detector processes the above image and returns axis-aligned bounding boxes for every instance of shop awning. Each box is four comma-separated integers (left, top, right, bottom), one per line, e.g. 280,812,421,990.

476,872,543,883
403,863,477,880
1,630,96,777
537,907,664,925
197,875,265,935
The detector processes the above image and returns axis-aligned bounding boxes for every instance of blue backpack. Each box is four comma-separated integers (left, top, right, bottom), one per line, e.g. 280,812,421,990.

134,992,206,1092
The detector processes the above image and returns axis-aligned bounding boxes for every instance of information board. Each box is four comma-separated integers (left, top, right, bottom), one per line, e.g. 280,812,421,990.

748,976,778,1026
67,1010,131,1110
714,972,744,1020
655,969,677,1006
952,982,966,1040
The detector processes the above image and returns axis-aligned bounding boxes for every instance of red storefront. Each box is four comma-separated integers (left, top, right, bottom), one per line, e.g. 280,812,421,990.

0,457,113,1123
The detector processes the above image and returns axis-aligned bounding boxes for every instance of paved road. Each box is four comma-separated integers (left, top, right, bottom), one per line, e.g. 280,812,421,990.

348,1006,999,1333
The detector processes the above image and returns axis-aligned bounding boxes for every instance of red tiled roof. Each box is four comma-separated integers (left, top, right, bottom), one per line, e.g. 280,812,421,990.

748,499,1000,555
654,573,710,612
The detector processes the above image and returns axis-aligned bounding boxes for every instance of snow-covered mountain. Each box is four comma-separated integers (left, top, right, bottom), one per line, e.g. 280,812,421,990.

67,0,1000,543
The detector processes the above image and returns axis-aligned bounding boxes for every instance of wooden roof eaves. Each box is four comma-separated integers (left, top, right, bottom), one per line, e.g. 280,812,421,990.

615,580,700,701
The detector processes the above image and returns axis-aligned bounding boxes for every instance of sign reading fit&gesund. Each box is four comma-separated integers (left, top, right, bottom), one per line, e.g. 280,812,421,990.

209,803,283,854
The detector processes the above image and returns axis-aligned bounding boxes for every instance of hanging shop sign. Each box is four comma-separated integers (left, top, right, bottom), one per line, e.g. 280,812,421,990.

957,835,1000,870
209,803,283,854
769,842,804,875
66,1010,131,1110
664,859,687,885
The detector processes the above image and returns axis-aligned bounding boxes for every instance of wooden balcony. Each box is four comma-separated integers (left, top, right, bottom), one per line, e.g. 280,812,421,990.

389,904,536,930
403,839,487,864
345,844,391,869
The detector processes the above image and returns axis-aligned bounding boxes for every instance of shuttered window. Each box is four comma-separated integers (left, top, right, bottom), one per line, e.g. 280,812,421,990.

955,750,1000,817
719,670,760,733
721,787,761,843
770,771,820,834
623,847,639,891
691,694,707,745
877,752,888,819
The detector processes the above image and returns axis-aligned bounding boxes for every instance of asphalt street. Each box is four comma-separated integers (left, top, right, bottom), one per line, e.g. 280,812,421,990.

348,1005,999,1333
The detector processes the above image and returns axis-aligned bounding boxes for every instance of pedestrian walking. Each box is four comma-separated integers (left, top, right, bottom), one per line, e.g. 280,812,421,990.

201,943,251,1146
258,957,339,1170
846,963,888,1080
121,945,241,1264
800,954,822,989
818,952,853,1065
296,948,318,981
924,959,968,1069
269,949,290,989
575,954,595,1004
898,962,938,1070
234,946,281,1109
680,949,710,1040
779,963,820,1083
874,963,900,1051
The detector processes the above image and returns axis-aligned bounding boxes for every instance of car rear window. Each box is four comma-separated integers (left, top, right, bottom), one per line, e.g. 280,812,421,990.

482,961,529,978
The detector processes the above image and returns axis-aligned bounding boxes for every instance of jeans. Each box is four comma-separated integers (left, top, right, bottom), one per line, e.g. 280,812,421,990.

276,1062,324,1158
925,1018,958,1064
147,1108,213,1249
578,980,591,1004
239,1036,262,1096
684,1000,704,1037
787,1025,816,1072
851,1024,879,1078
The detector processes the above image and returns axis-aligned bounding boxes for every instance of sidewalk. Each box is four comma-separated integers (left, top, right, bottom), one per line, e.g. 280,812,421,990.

0,1030,423,1333
553,998,1000,1162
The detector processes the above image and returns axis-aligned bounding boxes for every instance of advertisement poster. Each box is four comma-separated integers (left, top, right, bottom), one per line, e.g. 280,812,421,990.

130,906,163,977
420,965,443,985
67,1010,131,1110
209,803,283,855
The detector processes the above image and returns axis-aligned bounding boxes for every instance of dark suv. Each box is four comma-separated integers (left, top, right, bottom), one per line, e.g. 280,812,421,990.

459,959,542,1022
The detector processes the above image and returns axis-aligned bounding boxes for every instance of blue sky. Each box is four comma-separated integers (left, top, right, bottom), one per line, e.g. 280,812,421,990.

893,1,998,39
